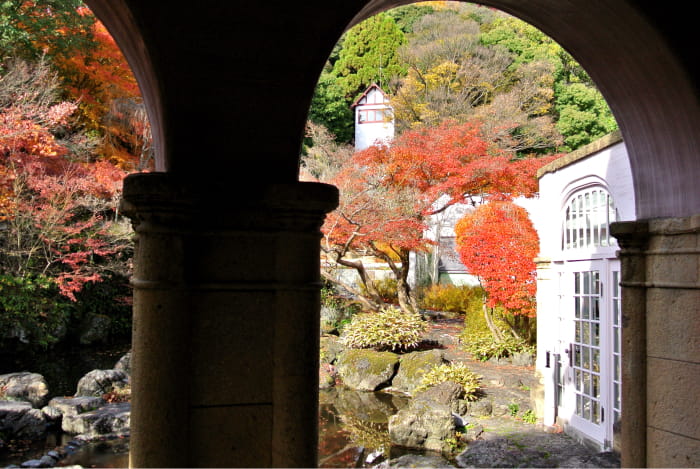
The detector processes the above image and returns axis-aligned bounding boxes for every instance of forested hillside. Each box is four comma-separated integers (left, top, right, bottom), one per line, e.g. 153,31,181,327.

309,3,617,154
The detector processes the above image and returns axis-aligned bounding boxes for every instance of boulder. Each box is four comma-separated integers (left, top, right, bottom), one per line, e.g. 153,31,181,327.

414,380,467,416
75,369,128,397
320,335,344,365
61,401,130,439
379,453,456,468
466,398,492,417
42,396,105,424
78,313,112,345
0,372,49,408
388,399,456,453
0,400,47,438
336,349,399,391
113,351,132,376
456,438,556,468
391,349,445,395
511,351,535,367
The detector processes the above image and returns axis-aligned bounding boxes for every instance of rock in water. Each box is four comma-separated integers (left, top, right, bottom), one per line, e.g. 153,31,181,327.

75,369,128,397
0,400,47,438
0,372,49,408
388,399,456,453
336,349,399,391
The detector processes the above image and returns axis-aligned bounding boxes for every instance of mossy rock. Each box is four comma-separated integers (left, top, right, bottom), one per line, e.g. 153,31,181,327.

336,349,399,391
391,349,445,395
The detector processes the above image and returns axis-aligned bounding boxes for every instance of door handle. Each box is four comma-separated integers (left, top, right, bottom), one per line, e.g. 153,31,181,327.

564,345,573,366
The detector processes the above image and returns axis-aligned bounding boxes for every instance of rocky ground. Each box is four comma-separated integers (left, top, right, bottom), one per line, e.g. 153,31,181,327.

392,316,621,468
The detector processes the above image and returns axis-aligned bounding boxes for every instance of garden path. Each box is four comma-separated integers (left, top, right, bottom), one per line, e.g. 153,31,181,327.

415,317,620,468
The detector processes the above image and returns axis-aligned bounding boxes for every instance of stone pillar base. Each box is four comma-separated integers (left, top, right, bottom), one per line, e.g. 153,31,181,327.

121,173,338,468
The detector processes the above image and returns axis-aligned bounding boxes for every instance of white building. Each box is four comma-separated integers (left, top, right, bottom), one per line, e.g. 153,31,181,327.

352,83,395,151
533,131,634,451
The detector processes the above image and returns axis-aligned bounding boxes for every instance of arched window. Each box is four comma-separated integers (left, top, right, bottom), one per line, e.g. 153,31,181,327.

562,187,617,250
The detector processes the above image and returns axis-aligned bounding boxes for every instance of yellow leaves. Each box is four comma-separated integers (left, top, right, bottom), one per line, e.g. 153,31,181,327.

424,61,461,89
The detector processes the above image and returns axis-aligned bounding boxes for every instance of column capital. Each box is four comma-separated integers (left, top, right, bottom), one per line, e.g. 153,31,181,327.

610,220,649,252
120,172,339,232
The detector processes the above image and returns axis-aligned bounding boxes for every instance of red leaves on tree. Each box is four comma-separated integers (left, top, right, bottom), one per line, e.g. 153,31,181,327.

320,119,555,313
0,79,129,300
454,201,539,317
354,120,558,213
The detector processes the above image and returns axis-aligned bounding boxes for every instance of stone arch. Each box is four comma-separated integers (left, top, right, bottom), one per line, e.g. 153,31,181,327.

82,0,167,171
64,2,698,467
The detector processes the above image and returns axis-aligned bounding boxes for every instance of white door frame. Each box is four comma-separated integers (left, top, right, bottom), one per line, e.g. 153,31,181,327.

556,257,619,448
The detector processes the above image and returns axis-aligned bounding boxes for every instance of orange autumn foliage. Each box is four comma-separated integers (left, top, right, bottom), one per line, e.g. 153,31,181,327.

455,201,539,317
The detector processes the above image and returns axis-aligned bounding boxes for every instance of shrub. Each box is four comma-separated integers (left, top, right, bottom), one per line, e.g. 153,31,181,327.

419,284,483,314
360,276,399,303
414,362,482,400
320,283,360,333
461,332,535,362
0,274,71,348
71,272,133,341
340,306,426,352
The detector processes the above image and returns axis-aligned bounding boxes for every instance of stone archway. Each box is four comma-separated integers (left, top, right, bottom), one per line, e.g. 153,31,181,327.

80,1,699,467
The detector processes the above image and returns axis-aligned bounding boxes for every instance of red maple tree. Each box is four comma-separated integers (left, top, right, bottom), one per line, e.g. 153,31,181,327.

319,120,555,314
0,59,130,300
454,200,539,337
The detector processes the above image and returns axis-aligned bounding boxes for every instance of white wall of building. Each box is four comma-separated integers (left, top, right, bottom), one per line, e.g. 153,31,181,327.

354,85,395,151
533,133,634,450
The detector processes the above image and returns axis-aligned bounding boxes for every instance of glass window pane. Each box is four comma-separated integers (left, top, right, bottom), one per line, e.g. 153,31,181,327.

575,273,581,294
593,374,600,399
592,401,599,424
593,322,600,345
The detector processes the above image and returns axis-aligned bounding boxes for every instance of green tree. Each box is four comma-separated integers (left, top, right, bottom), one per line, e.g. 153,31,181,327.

307,70,354,144
307,13,406,143
392,8,562,154
331,13,406,101
0,1,97,69
480,16,617,150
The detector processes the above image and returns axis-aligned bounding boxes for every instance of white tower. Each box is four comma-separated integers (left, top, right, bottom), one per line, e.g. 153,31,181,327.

352,83,395,151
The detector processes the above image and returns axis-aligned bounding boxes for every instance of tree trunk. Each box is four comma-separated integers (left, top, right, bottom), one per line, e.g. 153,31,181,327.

320,269,381,312
483,301,505,342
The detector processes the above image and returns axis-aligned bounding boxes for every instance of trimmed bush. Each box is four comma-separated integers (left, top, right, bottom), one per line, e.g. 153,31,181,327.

414,362,482,400
0,274,70,348
360,277,399,304
419,284,483,314
461,332,535,362
341,306,427,352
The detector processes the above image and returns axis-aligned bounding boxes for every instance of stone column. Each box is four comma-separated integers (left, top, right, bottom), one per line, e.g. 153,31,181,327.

120,173,338,468
612,216,700,468
610,221,649,468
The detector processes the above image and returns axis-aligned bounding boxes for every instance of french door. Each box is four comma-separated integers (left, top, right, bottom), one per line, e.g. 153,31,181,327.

556,259,621,448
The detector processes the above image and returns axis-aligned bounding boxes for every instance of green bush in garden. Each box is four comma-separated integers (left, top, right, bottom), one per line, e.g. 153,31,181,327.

414,362,482,400
359,277,399,303
0,274,71,348
419,284,483,314
320,282,360,333
341,305,426,352
70,272,133,340
461,332,535,362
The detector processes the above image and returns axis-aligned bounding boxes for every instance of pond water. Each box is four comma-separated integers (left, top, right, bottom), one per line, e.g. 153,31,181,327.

0,343,131,398
0,343,130,468
1,347,434,468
